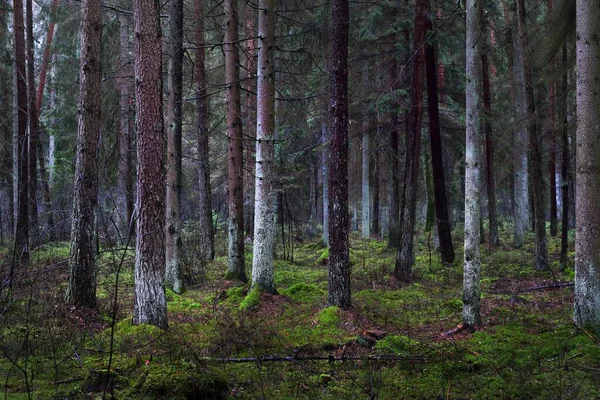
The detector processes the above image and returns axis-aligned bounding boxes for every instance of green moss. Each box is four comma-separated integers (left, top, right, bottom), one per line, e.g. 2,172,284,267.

240,286,261,311
282,283,325,303
314,247,329,265
375,334,419,355
317,306,340,327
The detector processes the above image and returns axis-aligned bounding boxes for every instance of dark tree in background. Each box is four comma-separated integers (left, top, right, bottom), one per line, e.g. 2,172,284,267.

327,0,351,310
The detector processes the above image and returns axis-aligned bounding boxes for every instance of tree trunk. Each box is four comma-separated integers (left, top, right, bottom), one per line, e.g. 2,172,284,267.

424,25,455,264
224,0,247,282
321,117,329,245
361,95,370,239
26,0,39,245
372,140,380,236
547,0,558,238
165,0,184,293
394,0,426,282
481,21,499,247
243,4,256,240
251,0,276,294
132,0,168,329
463,0,483,328
574,0,600,333
559,44,569,269
388,59,400,247
13,0,29,266
195,0,214,262
118,15,134,239
517,0,548,271
511,5,529,249
66,0,102,308
0,1,13,240
327,0,350,310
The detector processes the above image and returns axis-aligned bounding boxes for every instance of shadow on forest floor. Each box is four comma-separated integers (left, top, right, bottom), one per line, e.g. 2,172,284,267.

1,225,597,399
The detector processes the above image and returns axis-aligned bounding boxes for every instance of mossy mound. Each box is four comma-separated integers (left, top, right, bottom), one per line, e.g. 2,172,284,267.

130,363,228,400
282,282,325,303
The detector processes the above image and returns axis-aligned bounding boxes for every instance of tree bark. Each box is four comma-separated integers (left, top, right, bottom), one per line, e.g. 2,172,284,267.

321,115,329,245
26,0,39,245
0,0,13,240
132,0,168,329
224,0,247,282
574,0,600,333
511,5,529,249
195,0,214,262
13,0,29,266
559,44,569,269
118,15,134,238
165,0,184,293
517,0,548,271
463,0,483,328
424,22,455,265
66,0,102,308
361,87,370,238
251,0,276,294
394,0,426,282
547,0,558,238
243,4,256,240
372,140,380,236
327,0,350,310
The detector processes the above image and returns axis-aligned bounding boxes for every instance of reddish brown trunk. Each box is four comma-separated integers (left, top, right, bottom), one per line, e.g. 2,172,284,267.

395,0,427,282
243,5,256,239
327,0,350,309
26,0,39,244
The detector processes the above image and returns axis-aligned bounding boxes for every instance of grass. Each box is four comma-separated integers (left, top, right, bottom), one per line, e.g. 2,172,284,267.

1,225,595,399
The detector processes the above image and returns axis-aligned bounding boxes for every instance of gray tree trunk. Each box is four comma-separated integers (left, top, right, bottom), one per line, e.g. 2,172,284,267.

67,0,102,308
574,0,600,333
361,109,370,239
511,10,529,249
251,0,276,294
224,0,247,282
132,0,168,329
463,0,482,328
195,0,214,262
321,118,329,245
165,0,184,293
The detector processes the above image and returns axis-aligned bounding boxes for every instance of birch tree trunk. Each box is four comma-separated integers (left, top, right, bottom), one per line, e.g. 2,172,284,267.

463,0,482,328
195,0,214,262
574,0,600,333
67,0,102,308
224,0,247,282
165,0,184,293
327,0,350,310
132,0,168,329
251,0,276,294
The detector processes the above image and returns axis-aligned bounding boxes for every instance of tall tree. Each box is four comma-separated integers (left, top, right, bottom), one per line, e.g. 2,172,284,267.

573,0,600,333
118,14,134,237
547,0,558,238
481,12,499,247
463,0,483,328
511,3,529,249
517,0,548,271
321,114,329,245
25,0,39,244
0,0,13,239
13,0,29,267
424,10,455,265
243,4,257,240
195,0,214,262
165,0,184,293
224,0,247,282
394,0,426,282
251,0,276,294
132,0,168,329
559,44,569,269
66,0,102,308
327,0,350,309
361,71,370,239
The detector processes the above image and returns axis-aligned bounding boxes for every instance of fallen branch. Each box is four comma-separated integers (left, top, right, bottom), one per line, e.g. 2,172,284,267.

53,376,84,385
519,282,573,293
195,354,425,364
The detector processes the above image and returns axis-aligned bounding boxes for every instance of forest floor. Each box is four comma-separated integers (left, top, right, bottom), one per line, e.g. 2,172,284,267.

1,225,599,399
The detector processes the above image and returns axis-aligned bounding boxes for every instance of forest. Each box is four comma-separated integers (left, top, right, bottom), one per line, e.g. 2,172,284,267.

0,0,599,398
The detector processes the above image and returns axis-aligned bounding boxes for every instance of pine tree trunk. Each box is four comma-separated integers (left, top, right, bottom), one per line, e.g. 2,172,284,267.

424,27,455,265
195,0,214,262
361,104,370,239
118,15,134,239
165,0,184,293
66,0,102,308
132,0,168,329
243,5,256,241
0,2,13,240
463,0,482,328
559,44,569,269
251,0,276,294
574,0,600,333
13,0,29,266
25,0,39,245
481,22,499,247
517,0,548,271
224,0,247,282
547,0,558,238
372,142,380,236
327,0,350,310
321,118,329,245
394,0,426,282
511,7,529,249
388,60,400,247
